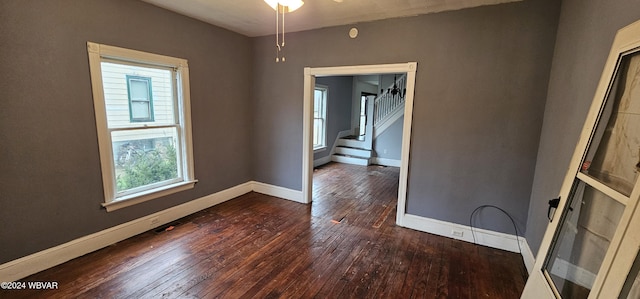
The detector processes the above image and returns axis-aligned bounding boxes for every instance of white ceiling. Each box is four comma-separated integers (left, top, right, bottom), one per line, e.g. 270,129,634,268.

142,0,521,37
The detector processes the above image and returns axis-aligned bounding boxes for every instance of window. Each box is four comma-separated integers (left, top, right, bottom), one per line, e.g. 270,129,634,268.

126,75,154,122
313,85,327,150
87,42,196,212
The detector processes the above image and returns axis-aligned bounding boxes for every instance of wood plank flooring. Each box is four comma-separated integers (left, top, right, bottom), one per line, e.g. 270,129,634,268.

2,162,528,298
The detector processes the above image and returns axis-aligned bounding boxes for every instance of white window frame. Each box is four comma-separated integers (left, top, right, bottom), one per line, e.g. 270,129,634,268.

87,42,197,212
313,85,328,152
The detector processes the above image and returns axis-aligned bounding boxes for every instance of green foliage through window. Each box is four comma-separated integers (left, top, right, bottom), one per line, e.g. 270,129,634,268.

116,142,178,192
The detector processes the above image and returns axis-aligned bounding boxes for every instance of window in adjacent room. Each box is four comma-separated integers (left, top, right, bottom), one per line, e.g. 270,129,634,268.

87,42,197,212
313,85,328,151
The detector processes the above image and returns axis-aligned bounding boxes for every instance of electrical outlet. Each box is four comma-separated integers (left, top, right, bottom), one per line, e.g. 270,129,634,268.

150,217,160,226
452,230,464,237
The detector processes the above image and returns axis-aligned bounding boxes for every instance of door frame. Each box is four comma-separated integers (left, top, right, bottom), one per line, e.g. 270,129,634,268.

521,19,640,299
301,62,417,225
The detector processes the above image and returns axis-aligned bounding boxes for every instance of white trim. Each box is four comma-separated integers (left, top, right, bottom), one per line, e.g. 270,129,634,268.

371,157,401,167
302,62,418,225
87,41,196,209
335,130,353,141
334,147,371,158
0,181,305,282
401,213,527,253
402,213,537,275
313,146,327,154
331,130,353,154
396,65,417,225
0,182,253,282
314,129,351,167
521,238,536,274
251,181,304,203
0,179,534,282
102,180,197,212
576,172,629,205
302,69,315,204
313,84,329,150
336,138,367,149
308,63,416,76
313,155,332,167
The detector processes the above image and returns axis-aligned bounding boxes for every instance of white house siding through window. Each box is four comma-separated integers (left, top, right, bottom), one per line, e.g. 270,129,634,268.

99,61,182,195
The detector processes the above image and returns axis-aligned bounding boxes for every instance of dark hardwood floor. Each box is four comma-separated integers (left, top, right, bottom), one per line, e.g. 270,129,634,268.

2,162,527,298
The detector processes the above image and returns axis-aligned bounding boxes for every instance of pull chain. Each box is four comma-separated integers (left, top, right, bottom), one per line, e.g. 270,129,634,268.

275,4,280,62
275,3,287,62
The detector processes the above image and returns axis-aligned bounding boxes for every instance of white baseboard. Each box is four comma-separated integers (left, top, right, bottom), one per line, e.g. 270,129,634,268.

371,157,401,167
521,239,536,274
401,214,532,264
313,155,332,168
2,182,533,282
0,181,303,282
251,181,304,203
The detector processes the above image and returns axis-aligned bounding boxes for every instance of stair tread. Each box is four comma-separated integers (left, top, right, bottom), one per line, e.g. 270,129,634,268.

336,145,371,151
341,135,365,140
333,153,370,159
331,154,370,166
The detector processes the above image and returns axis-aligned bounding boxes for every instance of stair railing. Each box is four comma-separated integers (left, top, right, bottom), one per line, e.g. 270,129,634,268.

374,74,407,126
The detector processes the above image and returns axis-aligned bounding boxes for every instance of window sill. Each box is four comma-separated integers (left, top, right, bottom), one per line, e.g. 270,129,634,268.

313,146,327,153
102,180,198,212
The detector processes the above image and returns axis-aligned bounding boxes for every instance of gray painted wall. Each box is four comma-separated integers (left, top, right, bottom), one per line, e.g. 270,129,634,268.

525,0,640,256
252,0,560,235
0,0,570,267
374,116,403,160
314,76,353,161
352,77,378,132
0,1,252,264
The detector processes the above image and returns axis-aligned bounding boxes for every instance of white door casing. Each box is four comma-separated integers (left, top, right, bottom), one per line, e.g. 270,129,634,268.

302,62,417,226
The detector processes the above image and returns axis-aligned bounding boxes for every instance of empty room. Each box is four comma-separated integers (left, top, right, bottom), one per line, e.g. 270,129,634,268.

3,0,640,298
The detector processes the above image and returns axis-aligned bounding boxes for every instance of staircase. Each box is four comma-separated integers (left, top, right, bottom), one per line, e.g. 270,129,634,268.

374,74,406,137
331,136,372,166
331,74,407,166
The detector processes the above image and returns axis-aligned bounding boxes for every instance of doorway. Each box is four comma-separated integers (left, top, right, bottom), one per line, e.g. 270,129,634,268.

301,62,417,225
359,92,377,138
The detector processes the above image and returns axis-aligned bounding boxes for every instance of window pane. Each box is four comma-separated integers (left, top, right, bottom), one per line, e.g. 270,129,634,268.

314,89,324,117
313,86,327,149
581,52,640,196
313,118,323,147
101,62,175,127
129,79,149,100
112,127,180,193
543,180,625,298
131,100,151,120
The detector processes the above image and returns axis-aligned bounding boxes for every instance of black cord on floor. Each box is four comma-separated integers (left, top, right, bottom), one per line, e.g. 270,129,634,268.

469,205,522,255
